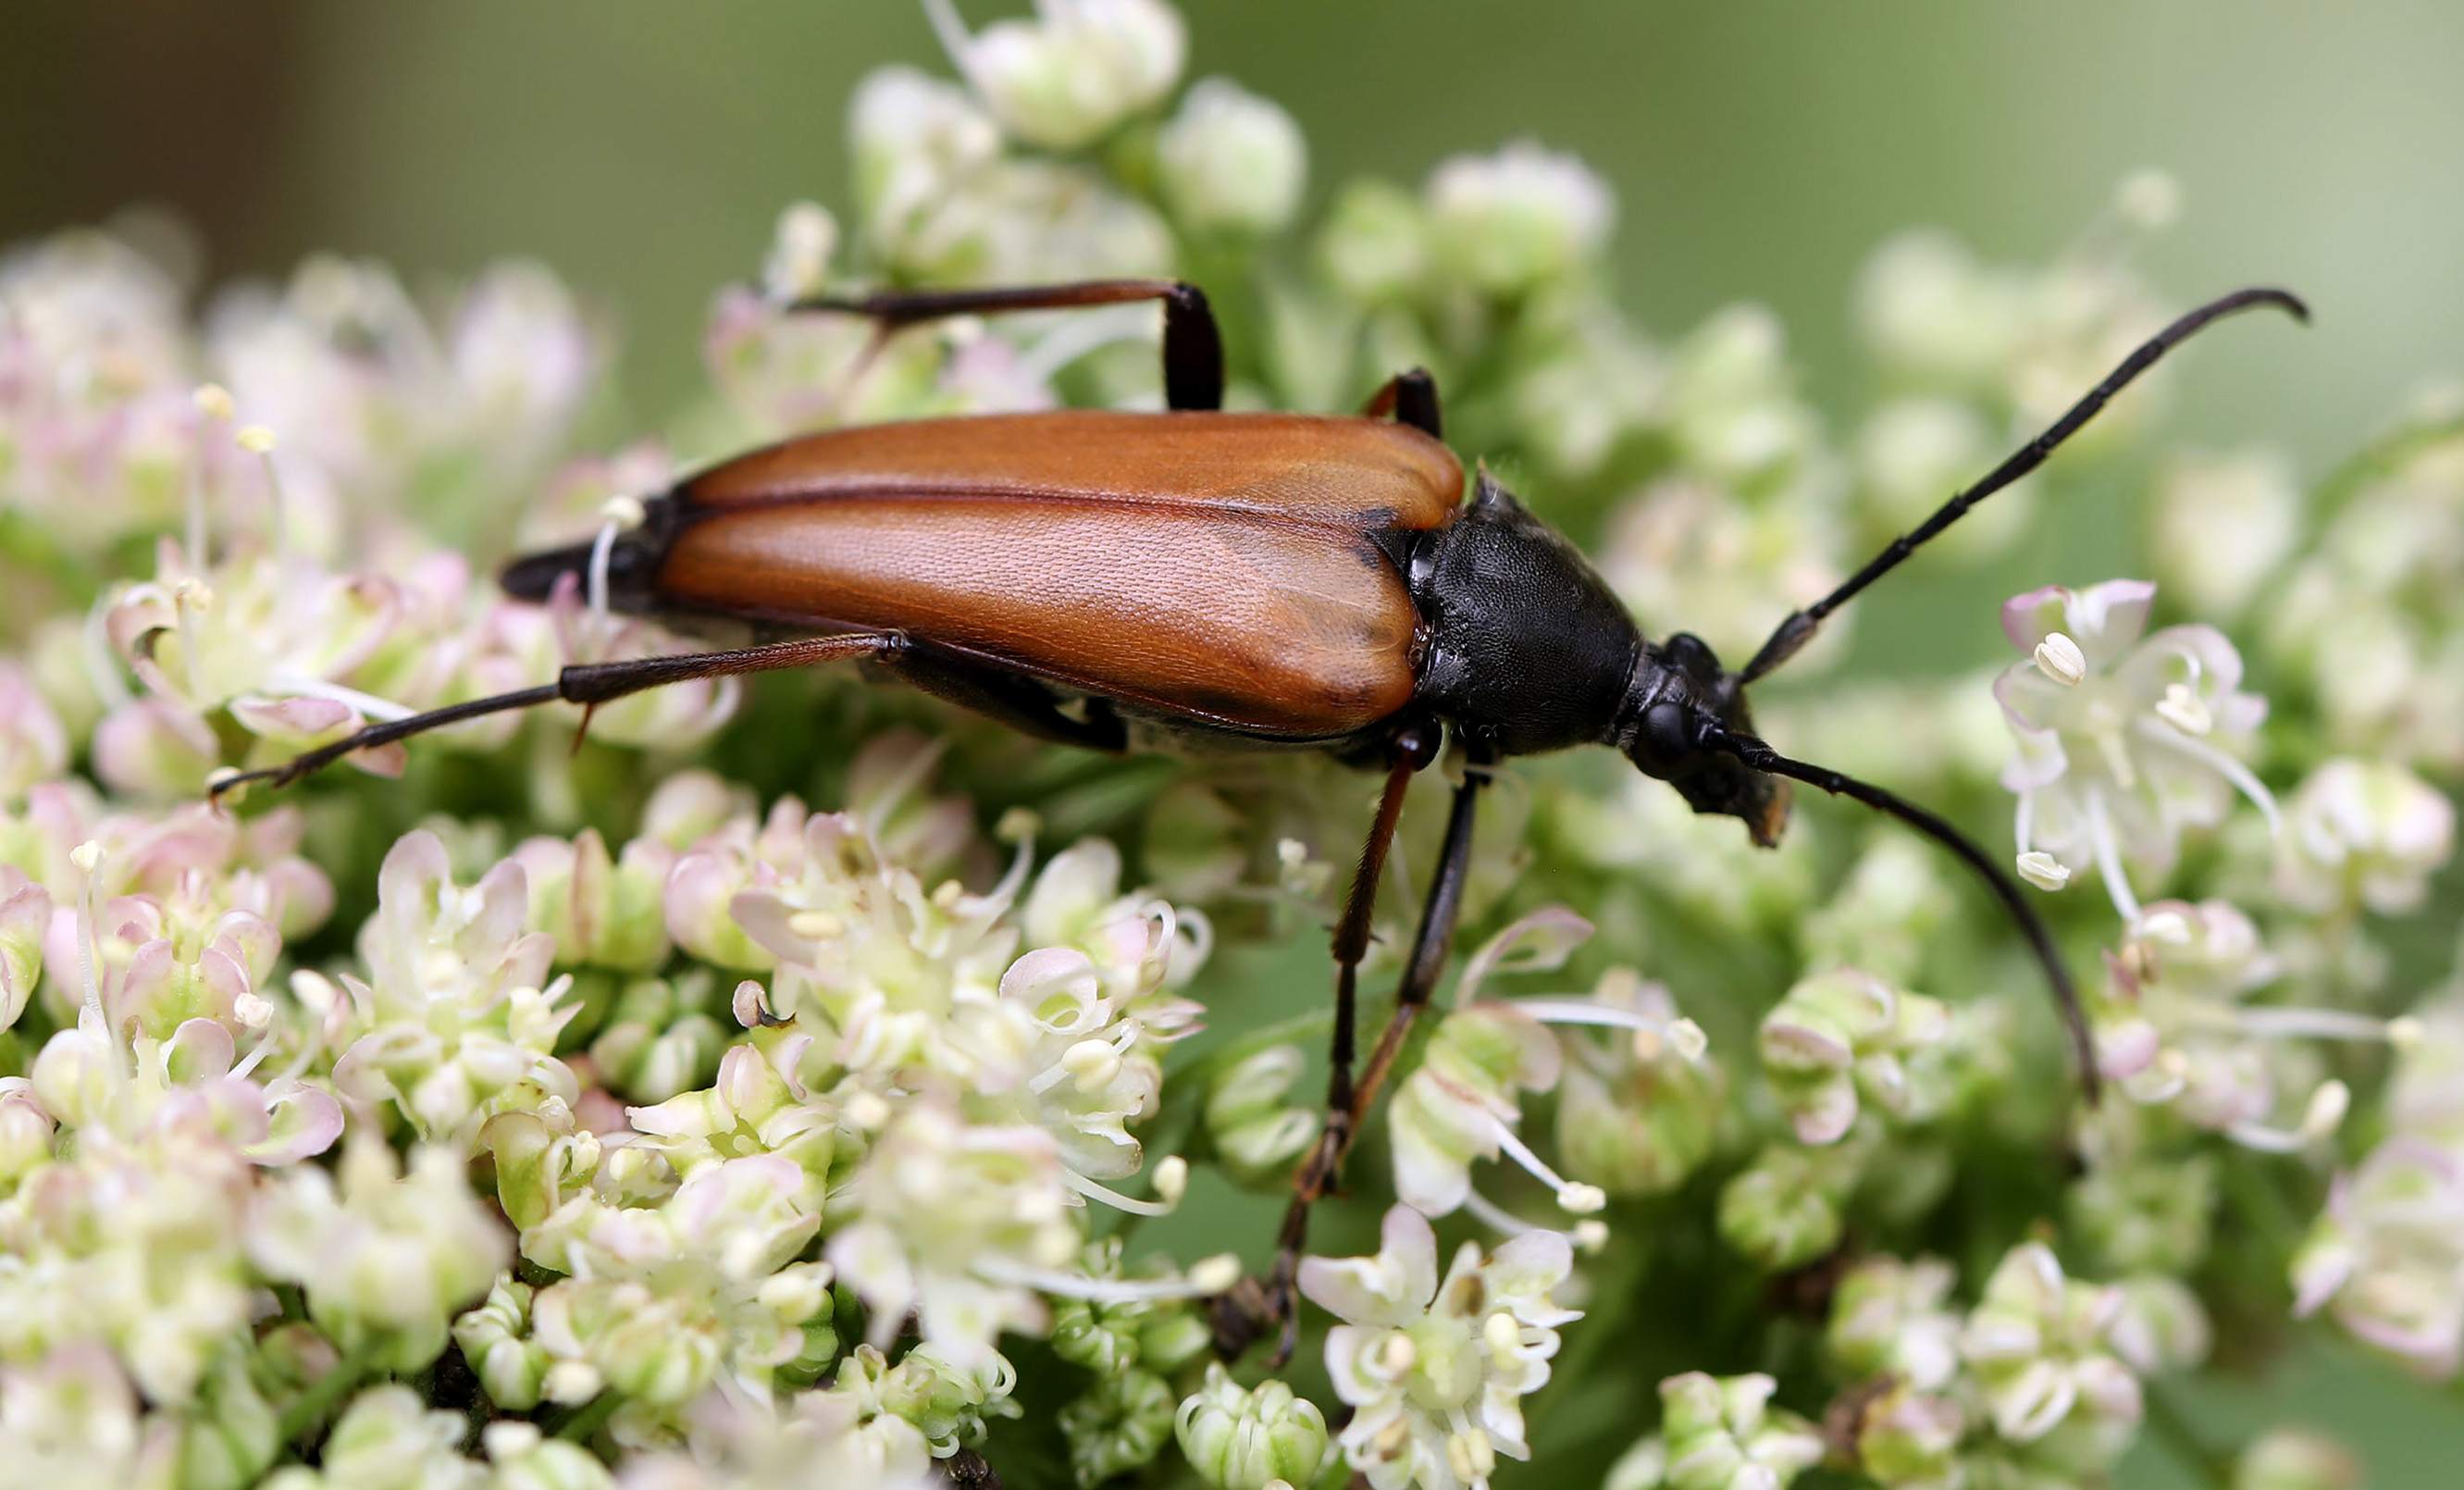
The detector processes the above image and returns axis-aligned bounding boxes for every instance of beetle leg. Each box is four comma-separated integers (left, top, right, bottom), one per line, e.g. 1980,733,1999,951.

1222,745,1486,1366
1360,367,1443,441
786,278,1225,412
208,631,901,797
878,639,1130,751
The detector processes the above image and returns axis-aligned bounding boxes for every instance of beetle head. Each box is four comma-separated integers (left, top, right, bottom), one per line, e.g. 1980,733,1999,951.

1617,631,1791,848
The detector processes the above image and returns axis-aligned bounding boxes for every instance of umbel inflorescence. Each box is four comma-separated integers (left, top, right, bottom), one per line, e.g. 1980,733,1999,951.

0,3,2459,1488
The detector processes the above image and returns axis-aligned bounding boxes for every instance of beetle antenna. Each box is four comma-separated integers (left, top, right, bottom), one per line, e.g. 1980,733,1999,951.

1739,286,2309,683
1701,726,2100,1102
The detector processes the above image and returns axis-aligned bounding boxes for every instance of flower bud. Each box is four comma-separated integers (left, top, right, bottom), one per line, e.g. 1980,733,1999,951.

0,664,68,801
1716,1142,1854,1270
2151,449,2300,620
2067,1152,2216,1276
1759,968,1944,1145
312,1385,482,1488
1658,1372,1825,1490
2275,757,2456,914
518,829,674,973
1853,1384,1964,1489
0,876,51,1032
1426,141,1615,296
248,1141,512,1373
1158,79,1306,235
1175,1363,1330,1490
2108,1274,2212,1375
2234,1428,2361,1490
0,1080,55,1182
1554,972,1724,1198
182,1345,280,1490
1827,1254,1961,1390
453,1274,549,1410
487,1429,614,1490
1317,180,1430,305
1204,1044,1320,1184
761,201,839,304
92,698,221,801
1061,1366,1177,1485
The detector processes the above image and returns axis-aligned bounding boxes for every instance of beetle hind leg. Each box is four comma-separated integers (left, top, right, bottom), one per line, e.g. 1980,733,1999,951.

1362,367,1444,441
786,278,1225,412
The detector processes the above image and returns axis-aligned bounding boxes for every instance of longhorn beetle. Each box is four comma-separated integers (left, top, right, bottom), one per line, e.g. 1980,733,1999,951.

215,276,2306,1354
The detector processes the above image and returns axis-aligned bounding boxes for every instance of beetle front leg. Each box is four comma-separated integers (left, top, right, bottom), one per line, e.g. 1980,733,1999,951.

1215,742,1486,1365
786,278,1225,412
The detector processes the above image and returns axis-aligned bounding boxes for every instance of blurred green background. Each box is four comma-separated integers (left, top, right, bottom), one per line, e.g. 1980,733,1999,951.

9,2,2463,1484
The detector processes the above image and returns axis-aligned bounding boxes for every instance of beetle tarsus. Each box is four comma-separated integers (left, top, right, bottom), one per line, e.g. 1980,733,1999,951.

786,277,1228,411
1362,367,1444,441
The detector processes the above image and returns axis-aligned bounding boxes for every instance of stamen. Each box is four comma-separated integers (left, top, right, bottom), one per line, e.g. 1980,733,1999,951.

233,425,286,557
189,383,233,568
2016,851,2072,890
264,672,417,723
2084,785,2142,924
69,838,105,1024
2034,632,2086,686
1014,302,1160,387
2227,1079,2349,1153
1465,1186,1608,1252
973,1252,1239,1303
1488,1118,1605,1213
2154,682,2211,736
588,495,645,647
1059,1166,1182,1216
80,598,133,711
2233,1007,2398,1042
1490,997,1708,1061
2135,718,2281,835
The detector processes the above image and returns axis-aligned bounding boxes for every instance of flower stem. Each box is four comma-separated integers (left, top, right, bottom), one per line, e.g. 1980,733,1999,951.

277,1335,382,1449
552,1388,627,1444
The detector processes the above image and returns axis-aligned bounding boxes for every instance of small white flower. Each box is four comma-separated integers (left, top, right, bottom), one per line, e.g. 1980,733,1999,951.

761,201,839,304
825,1098,1079,1369
1757,966,1950,1145
925,0,1185,151
2150,448,2301,619
249,1139,513,1373
1425,140,1615,296
1958,1242,2142,1447
2291,1138,2464,1377
1157,79,1308,236
2235,1427,2364,1490
1174,1362,1329,1490
1996,579,2275,921
1300,1205,1578,1490
1657,1371,1826,1490
1826,1254,1963,1392
2273,756,2456,915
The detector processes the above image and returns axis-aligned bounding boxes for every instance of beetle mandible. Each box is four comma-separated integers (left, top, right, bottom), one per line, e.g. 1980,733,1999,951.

216,276,2306,1352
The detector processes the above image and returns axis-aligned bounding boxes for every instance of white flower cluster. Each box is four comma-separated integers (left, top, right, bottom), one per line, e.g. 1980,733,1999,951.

3,1,2461,1485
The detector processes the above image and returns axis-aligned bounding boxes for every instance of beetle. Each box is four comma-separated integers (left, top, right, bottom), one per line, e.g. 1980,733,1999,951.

217,275,2305,1349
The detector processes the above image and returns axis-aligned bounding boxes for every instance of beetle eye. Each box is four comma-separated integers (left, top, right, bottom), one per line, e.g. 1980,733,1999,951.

1631,701,1695,776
